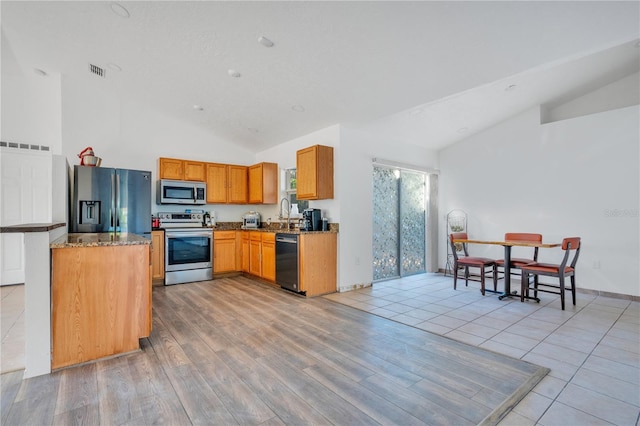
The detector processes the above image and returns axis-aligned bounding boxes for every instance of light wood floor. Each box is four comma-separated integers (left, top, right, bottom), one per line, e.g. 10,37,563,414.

1,276,548,425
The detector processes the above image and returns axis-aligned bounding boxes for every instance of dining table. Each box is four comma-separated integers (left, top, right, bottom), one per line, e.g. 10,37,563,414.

452,238,561,300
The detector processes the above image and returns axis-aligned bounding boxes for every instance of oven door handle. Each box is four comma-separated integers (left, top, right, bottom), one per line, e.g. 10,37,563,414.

166,231,212,239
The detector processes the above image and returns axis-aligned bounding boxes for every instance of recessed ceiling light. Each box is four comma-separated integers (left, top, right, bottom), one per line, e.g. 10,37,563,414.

457,127,469,134
505,84,517,92
107,63,122,72
193,105,204,111
109,2,130,18
258,36,275,48
292,105,305,112
33,68,47,77
228,69,241,78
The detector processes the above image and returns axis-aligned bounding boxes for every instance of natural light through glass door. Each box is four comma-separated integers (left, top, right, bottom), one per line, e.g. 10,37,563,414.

372,166,426,281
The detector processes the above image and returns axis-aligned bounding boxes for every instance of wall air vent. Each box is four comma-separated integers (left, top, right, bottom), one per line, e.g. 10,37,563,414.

89,63,106,78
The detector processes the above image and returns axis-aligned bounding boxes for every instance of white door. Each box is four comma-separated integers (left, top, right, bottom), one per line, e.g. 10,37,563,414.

0,149,52,285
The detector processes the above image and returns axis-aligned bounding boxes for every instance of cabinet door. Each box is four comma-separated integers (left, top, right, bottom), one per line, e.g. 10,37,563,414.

151,231,165,279
184,161,206,181
296,145,333,200
296,146,318,199
228,165,248,204
261,233,276,281
206,163,228,203
214,239,236,273
248,164,263,204
159,158,184,180
241,233,250,272
249,234,262,277
249,162,278,204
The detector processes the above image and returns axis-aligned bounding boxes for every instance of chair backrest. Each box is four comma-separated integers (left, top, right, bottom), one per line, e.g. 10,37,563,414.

560,237,581,269
505,233,543,261
449,232,469,258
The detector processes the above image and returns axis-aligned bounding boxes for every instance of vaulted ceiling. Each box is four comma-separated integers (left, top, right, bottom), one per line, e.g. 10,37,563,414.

2,1,639,152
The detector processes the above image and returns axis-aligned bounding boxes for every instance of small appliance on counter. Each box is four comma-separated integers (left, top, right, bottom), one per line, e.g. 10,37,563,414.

301,208,322,231
242,211,261,229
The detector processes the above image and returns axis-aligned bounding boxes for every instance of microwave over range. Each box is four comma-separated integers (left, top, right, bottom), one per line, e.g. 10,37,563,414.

158,179,206,205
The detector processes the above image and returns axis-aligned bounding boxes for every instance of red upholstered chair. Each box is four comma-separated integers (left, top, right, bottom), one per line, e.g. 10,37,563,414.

520,237,581,310
495,233,542,278
449,232,497,296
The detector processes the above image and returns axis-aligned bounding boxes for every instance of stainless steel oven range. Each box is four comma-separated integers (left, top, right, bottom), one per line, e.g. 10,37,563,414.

159,212,212,285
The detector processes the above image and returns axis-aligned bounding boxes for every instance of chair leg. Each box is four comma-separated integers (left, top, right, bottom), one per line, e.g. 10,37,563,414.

453,264,458,290
493,265,497,292
520,272,526,302
479,266,485,296
464,267,469,287
559,275,565,310
571,275,576,306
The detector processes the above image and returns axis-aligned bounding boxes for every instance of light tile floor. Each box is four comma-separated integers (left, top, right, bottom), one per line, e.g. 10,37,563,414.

324,273,640,426
1,284,25,374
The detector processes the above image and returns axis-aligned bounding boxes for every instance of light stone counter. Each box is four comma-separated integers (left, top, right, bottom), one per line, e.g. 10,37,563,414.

51,232,151,248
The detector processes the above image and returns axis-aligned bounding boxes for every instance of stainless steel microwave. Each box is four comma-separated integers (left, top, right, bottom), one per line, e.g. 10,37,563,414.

158,179,206,205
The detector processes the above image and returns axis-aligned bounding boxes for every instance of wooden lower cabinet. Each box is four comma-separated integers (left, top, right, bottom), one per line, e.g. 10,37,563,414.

249,232,262,277
151,230,164,279
51,244,151,369
241,232,250,272
261,233,276,281
299,233,337,296
213,231,236,273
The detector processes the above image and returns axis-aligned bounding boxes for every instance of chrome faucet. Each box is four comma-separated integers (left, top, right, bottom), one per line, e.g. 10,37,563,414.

279,197,290,230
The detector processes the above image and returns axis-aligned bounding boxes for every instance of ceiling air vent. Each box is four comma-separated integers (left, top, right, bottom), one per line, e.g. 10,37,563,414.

89,63,106,78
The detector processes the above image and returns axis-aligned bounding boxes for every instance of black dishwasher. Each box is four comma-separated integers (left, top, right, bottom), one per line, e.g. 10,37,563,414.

276,234,299,293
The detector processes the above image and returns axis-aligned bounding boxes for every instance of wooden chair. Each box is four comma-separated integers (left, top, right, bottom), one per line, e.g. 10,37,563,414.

449,232,497,296
495,233,542,278
520,237,581,310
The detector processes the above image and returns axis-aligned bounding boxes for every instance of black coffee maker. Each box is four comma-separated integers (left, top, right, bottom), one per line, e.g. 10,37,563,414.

301,208,322,231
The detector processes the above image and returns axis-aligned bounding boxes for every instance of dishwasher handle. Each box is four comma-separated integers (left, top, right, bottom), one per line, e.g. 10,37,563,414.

276,236,298,244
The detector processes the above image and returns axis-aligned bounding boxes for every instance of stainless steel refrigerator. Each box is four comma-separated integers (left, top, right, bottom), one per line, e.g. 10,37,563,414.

71,165,152,236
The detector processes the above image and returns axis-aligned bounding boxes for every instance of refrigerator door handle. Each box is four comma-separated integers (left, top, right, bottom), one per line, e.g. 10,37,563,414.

111,173,116,230
115,173,121,233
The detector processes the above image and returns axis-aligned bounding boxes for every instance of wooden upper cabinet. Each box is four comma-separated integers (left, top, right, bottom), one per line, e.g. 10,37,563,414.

159,157,184,180
248,162,278,204
159,158,205,181
184,161,206,181
228,165,248,204
296,145,334,200
206,163,228,204
206,164,247,204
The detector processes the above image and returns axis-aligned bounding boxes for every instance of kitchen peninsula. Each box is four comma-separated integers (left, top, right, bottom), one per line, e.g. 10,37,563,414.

50,233,152,369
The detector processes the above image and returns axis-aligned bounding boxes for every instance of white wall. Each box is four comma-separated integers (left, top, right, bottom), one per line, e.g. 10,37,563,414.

1,32,62,154
336,125,438,291
543,71,640,124
439,105,639,296
59,75,259,221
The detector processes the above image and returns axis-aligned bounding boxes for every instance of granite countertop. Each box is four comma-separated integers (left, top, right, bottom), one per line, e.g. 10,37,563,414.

51,233,152,248
209,221,339,234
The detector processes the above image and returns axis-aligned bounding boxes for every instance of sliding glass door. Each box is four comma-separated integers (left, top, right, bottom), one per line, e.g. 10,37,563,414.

372,166,426,281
